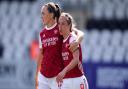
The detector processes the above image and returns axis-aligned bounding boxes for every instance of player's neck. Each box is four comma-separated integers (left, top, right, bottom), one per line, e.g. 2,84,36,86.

63,32,70,40
47,19,56,28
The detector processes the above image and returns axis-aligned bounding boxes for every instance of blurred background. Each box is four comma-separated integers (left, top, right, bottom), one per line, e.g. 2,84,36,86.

0,0,128,89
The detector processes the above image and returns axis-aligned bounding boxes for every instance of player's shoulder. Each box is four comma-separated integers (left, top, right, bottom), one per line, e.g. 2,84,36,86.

40,28,46,34
69,32,77,43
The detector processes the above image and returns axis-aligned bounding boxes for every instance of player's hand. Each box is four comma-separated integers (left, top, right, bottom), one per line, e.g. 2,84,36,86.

56,70,66,83
69,41,78,53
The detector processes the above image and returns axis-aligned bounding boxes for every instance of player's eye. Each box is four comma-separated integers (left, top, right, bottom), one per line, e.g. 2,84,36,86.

58,22,63,25
42,12,45,15
58,21,67,26
61,23,65,25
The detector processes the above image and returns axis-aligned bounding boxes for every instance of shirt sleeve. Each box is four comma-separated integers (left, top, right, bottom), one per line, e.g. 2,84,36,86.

69,34,77,44
69,34,79,48
39,35,42,48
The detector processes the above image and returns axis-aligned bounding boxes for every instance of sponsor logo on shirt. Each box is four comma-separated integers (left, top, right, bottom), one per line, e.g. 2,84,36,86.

54,30,58,34
42,37,58,47
62,52,69,60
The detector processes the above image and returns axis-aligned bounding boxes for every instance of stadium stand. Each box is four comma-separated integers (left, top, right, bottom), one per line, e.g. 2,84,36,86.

0,0,128,89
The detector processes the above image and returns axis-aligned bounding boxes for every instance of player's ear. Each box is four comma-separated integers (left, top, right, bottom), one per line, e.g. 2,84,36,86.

50,13,54,19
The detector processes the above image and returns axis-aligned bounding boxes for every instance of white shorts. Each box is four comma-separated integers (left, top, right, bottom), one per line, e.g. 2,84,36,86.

38,72,59,89
60,75,89,89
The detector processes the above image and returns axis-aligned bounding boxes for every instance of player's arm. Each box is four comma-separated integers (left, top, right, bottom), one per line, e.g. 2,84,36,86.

73,28,84,44
35,48,43,89
35,35,43,89
35,48,43,77
69,28,84,52
63,48,79,73
56,49,79,83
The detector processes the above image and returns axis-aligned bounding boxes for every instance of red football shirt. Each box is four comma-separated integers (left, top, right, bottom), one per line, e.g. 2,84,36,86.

62,33,83,78
39,23,64,78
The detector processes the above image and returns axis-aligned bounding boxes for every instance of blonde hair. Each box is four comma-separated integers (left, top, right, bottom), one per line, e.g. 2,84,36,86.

61,12,77,32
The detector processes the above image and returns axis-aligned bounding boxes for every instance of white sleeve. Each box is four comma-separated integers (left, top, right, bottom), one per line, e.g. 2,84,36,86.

69,34,77,44
39,35,42,48
69,34,79,48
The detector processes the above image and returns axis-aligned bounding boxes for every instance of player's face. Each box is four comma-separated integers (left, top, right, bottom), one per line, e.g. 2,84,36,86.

58,16,70,35
41,6,52,25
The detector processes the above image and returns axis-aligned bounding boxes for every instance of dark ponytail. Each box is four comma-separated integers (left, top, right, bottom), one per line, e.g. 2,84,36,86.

55,4,61,22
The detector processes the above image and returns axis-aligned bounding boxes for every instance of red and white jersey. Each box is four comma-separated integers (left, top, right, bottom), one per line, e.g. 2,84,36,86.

39,23,64,78
62,33,83,78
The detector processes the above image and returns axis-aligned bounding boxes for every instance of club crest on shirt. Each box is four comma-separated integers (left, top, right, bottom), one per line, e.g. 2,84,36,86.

43,34,45,37
80,84,84,89
54,30,58,34
65,43,69,48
